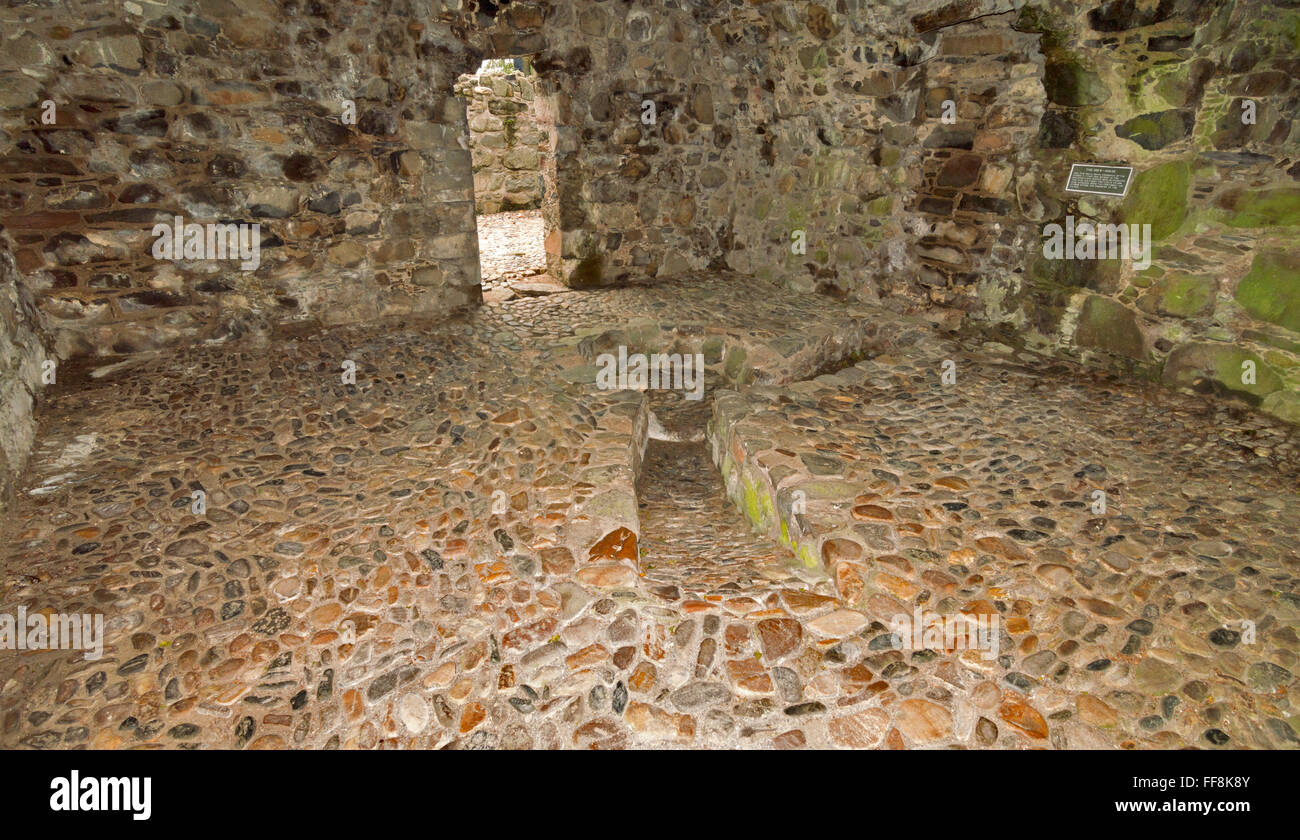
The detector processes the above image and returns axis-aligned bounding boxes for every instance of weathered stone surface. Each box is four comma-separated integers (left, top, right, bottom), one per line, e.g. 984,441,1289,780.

1044,59,1110,107
1073,295,1147,361
0,0,1298,760
1137,274,1216,318
1236,251,1300,333
457,70,550,215
1221,189,1300,229
1121,161,1190,241
1162,342,1282,402
1115,110,1194,150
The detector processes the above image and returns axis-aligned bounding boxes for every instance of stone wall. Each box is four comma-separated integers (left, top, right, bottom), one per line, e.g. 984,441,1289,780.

0,242,48,512
952,0,1300,426
456,70,549,214
1,0,1298,427
0,0,810,349
714,0,1300,426
0,0,494,359
720,2,1046,311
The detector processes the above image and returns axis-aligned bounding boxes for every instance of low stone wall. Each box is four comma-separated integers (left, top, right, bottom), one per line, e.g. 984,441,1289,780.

456,71,550,214
0,245,48,512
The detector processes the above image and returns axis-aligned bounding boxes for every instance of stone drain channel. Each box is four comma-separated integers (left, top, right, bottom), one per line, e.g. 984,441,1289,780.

572,309,930,599
625,353,852,599
634,392,828,597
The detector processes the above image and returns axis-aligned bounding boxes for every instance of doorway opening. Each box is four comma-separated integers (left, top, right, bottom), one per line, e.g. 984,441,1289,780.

455,58,563,302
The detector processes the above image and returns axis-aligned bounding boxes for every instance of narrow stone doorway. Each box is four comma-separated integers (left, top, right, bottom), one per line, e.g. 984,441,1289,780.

455,58,564,302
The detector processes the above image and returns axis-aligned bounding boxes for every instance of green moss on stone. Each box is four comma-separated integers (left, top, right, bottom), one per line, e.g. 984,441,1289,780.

1261,390,1300,425
1130,268,1159,289
1074,295,1148,360
1222,189,1300,229
1243,327,1300,355
1194,93,1231,147
1138,273,1216,318
1150,61,1198,110
797,45,829,74
1236,250,1300,333
1027,247,1121,295
1115,109,1192,151
724,346,748,382
1247,14,1300,51
742,477,761,524
568,255,605,288
1121,161,1190,241
1262,349,1298,370
1013,4,1072,49
758,483,775,526
1043,58,1111,107
719,453,737,495
1162,342,1283,403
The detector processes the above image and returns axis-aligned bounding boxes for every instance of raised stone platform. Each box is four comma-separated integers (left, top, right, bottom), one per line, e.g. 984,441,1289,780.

710,335,1300,747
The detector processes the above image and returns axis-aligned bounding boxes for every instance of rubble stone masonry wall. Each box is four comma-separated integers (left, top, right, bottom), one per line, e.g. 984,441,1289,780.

456,70,549,214
0,244,47,511
959,0,1300,427
0,0,1298,501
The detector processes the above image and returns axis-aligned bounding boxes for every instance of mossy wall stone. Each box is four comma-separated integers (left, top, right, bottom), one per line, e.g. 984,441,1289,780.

1121,161,1191,241
1236,250,1300,333
1115,109,1195,150
0,248,49,513
1074,295,1148,360
455,70,551,215
1137,273,1217,318
1162,342,1283,403
962,0,1300,427
1044,59,1111,106
1221,189,1300,229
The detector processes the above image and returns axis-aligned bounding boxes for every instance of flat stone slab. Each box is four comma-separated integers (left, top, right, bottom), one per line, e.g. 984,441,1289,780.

509,278,568,296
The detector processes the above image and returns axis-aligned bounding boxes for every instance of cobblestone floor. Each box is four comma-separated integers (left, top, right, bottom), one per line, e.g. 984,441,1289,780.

711,338,1300,749
476,209,549,296
2,278,1298,749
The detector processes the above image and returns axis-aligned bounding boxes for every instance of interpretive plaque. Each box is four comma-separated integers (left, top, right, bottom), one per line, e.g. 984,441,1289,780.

1065,163,1135,197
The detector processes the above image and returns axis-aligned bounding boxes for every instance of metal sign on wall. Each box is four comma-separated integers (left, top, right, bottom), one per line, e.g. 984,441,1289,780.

1065,163,1135,197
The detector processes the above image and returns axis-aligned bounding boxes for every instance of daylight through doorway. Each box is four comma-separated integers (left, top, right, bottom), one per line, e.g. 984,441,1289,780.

455,58,562,301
